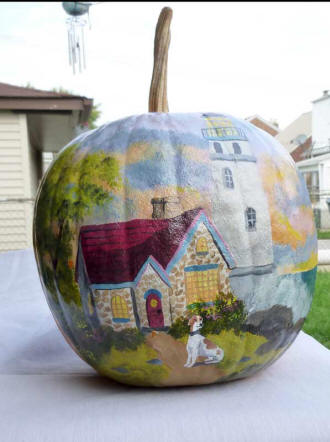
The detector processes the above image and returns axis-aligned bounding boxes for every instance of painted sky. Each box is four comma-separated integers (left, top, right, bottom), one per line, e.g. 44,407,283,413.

73,111,317,274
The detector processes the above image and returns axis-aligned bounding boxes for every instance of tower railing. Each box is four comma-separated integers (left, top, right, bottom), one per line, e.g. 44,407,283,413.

202,127,248,141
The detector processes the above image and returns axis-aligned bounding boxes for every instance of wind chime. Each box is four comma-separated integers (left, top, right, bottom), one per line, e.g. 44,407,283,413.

62,2,97,74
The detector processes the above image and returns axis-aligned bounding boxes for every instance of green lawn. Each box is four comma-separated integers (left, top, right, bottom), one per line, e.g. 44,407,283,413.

317,230,330,239
303,271,330,349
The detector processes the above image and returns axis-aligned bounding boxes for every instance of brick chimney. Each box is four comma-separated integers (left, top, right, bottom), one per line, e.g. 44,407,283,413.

151,196,181,219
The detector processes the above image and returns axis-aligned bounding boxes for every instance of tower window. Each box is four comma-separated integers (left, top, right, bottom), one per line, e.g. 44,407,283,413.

213,142,223,154
223,168,234,189
245,207,256,231
233,142,242,154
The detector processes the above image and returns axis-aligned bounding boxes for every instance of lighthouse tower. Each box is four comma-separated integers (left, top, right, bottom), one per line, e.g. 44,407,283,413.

202,114,273,272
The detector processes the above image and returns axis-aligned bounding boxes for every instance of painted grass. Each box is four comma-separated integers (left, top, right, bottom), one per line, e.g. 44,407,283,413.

303,271,330,349
97,330,281,385
97,342,171,386
207,331,282,375
180,330,282,376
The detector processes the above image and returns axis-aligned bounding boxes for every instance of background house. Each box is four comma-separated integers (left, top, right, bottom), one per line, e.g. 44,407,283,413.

245,114,280,137
274,90,330,229
275,111,312,162
294,91,330,229
0,82,92,252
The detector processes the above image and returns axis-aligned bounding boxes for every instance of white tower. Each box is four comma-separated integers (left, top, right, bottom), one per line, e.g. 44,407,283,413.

202,114,273,271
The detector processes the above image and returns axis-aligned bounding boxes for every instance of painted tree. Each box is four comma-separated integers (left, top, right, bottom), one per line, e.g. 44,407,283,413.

35,144,122,304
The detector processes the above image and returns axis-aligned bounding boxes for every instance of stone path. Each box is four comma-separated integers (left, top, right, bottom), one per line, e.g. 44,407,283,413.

145,332,225,386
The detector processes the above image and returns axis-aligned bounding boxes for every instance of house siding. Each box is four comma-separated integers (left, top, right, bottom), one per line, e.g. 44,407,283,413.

0,112,35,251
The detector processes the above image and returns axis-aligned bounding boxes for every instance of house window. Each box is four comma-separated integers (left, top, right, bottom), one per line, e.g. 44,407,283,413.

111,295,129,322
184,264,219,305
233,142,242,154
302,171,319,203
196,237,208,255
245,207,256,231
223,168,234,188
213,142,223,154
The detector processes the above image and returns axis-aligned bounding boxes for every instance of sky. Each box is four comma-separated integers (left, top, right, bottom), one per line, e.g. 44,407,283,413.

1,1,330,130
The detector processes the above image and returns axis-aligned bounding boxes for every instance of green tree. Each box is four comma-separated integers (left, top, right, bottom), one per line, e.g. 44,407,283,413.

35,144,122,304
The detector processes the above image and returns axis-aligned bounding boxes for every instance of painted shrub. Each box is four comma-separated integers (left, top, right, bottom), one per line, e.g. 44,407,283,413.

33,112,317,387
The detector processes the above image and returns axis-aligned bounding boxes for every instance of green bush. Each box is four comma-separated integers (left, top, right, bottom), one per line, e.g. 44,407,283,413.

168,316,190,338
168,292,247,339
112,327,145,351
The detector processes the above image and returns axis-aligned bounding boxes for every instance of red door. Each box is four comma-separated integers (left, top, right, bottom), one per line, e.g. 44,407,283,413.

146,293,164,328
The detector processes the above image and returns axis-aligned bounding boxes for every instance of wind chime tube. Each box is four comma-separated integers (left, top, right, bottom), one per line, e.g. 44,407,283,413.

68,25,73,68
81,25,86,70
78,28,82,73
68,28,72,66
72,25,76,75
63,4,91,74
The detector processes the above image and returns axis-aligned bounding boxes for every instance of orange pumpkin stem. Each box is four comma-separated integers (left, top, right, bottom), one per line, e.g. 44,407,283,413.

148,7,173,113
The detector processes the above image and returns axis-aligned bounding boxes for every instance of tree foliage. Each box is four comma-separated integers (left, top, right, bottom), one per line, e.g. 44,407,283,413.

35,144,122,304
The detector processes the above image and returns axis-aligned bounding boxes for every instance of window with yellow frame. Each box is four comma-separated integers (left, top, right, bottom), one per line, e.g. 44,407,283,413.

196,237,208,255
184,265,219,305
111,295,129,321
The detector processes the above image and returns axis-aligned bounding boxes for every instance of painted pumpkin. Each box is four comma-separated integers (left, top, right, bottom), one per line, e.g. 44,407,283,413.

33,8,317,387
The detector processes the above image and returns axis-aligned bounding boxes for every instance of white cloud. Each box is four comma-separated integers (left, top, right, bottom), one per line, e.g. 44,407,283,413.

1,1,330,130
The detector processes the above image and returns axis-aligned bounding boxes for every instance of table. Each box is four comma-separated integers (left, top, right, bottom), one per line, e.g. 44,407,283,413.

1,249,330,442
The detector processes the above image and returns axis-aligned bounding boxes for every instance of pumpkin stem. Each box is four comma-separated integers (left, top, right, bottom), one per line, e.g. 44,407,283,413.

148,7,172,113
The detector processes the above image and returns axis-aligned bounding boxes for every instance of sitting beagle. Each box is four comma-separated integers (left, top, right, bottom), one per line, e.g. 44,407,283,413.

184,315,224,368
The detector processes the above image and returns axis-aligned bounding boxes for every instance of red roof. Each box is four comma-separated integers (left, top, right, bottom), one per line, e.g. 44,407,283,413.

78,208,202,285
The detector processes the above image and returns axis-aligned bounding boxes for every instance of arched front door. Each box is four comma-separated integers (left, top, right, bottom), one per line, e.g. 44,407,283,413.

146,292,164,328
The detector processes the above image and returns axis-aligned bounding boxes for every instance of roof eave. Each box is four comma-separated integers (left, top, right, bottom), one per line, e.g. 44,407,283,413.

0,96,93,125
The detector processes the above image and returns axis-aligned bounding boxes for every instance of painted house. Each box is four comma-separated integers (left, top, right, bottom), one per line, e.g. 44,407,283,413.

76,205,236,331
0,82,92,252
202,113,274,272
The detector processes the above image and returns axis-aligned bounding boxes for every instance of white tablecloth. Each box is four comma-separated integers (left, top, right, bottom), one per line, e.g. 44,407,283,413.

1,249,330,442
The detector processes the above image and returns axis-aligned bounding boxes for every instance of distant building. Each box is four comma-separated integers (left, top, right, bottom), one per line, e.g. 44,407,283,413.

295,91,330,229
276,111,312,162
245,114,280,137
0,82,92,252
